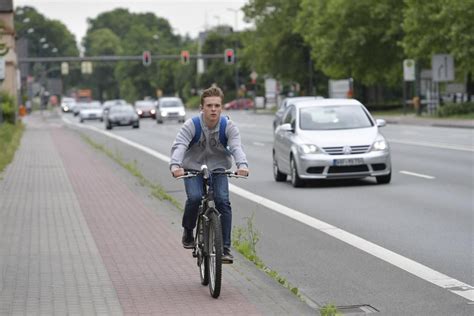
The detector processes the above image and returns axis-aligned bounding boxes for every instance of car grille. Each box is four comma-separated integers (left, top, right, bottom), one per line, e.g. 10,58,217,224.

371,163,386,171
167,112,179,117
323,145,370,155
307,167,325,174
328,165,369,173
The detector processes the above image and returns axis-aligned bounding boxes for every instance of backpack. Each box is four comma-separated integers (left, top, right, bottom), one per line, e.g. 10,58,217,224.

189,115,228,149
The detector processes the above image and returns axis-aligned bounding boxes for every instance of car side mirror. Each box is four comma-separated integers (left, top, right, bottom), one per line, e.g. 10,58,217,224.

279,123,294,133
376,119,386,127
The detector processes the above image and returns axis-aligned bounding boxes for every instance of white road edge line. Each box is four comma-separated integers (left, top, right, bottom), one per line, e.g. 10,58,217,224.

390,139,473,152
63,117,474,302
399,170,436,179
252,142,265,147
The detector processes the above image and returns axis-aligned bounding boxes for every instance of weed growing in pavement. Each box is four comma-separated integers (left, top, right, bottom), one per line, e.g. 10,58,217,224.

319,304,342,316
81,135,182,210
232,213,304,302
0,122,24,174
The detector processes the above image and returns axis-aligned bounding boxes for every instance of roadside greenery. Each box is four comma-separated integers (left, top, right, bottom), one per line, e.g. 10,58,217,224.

0,122,24,174
15,2,474,105
436,102,474,118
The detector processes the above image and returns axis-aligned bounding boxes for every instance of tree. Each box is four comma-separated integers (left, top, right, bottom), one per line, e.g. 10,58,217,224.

296,0,404,87
242,0,318,94
83,28,122,100
402,0,474,74
84,9,183,101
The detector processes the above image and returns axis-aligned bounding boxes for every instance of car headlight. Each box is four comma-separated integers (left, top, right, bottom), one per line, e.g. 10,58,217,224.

150,109,156,114
137,110,143,115
178,110,185,116
161,112,168,117
372,139,388,151
298,144,320,154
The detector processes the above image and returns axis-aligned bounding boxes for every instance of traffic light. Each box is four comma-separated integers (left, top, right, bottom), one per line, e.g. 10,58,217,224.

181,50,190,65
224,48,235,65
142,50,151,66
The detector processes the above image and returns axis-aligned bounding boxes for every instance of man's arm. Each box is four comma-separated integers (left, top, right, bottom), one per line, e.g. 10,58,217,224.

226,120,249,176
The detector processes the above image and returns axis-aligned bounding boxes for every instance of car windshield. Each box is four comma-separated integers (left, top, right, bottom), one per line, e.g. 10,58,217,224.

110,106,134,114
160,100,182,108
299,105,373,130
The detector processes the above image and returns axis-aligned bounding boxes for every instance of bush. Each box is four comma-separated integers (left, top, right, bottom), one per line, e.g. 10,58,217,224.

185,95,201,109
437,102,474,117
0,122,24,173
0,91,17,124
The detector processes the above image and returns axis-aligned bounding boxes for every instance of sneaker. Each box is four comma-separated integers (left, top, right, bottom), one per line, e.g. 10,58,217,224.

182,228,195,249
222,247,233,264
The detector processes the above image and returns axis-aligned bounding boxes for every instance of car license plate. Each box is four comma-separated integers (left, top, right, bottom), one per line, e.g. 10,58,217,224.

333,158,364,166
121,120,128,124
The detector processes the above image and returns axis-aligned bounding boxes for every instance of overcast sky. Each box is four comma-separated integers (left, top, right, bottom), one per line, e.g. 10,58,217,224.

15,0,252,46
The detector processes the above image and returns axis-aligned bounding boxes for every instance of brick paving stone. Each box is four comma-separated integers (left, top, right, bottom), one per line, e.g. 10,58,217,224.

0,114,122,315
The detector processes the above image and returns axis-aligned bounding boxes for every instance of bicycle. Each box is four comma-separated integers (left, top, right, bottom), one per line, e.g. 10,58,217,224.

177,165,246,298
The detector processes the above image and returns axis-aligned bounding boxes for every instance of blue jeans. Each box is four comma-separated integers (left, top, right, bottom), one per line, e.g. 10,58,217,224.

183,173,232,248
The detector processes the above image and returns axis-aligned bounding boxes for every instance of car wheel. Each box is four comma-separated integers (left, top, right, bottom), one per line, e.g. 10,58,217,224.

376,170,391,184
80,118,84,123
290,157,304,188
133,123,139,129
157,120,163,124
273,152,287,182
106,122,112,130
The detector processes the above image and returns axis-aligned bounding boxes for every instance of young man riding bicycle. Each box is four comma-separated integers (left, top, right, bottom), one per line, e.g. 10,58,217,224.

170,85,249,262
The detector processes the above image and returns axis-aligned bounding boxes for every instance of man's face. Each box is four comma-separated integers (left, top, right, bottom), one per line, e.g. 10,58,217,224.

201,96,222,127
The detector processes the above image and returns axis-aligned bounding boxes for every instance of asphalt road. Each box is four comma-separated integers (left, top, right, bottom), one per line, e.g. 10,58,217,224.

64,110,473,315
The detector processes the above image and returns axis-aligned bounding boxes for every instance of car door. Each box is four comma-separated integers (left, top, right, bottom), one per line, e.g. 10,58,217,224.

276,105,296,174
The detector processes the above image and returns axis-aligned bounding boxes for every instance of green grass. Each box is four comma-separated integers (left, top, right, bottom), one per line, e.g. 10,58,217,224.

0,122,25,174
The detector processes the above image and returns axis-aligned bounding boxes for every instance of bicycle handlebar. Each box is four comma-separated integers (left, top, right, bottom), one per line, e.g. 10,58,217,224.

175,167,248,180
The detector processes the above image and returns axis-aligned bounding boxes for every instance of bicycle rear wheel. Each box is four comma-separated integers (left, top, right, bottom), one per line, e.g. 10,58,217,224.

197,216,209,286
207,210,223,298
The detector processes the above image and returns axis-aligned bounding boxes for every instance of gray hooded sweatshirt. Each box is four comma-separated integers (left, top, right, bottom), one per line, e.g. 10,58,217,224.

170,113,248,171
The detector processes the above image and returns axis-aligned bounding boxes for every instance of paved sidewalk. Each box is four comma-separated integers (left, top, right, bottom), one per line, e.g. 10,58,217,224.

0,112,315,315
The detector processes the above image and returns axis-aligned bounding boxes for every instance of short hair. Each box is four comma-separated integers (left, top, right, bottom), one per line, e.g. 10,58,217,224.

200,85,224,106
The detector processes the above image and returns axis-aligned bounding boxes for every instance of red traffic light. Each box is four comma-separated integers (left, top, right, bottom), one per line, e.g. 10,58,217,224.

181,50,190,65
224,48,234,64
142,51,151,66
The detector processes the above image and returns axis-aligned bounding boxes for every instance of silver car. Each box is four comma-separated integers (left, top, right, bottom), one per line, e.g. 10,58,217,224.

273,98,391,187
156,97,186,123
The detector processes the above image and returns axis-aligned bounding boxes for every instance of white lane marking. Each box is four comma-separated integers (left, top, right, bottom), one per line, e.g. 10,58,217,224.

63,117,474,302
400,170,436,179
62,117,170,163
390,139,473,152
252,142,265,147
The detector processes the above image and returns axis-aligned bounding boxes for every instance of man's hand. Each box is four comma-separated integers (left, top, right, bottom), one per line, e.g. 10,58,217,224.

236,168,249,177
171,167,185,178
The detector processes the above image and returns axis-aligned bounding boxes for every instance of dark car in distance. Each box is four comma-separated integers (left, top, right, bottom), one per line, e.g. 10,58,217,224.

104,105,140,130
135,100,156,118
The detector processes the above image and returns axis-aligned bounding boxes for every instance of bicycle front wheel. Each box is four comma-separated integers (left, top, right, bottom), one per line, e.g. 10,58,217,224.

197,216,209,286
207,210,223,298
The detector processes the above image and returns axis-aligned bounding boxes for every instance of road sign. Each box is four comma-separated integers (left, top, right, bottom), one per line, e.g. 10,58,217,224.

61,62,69,75
250,71,258,84
403,59,415,81
432,54,454,82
